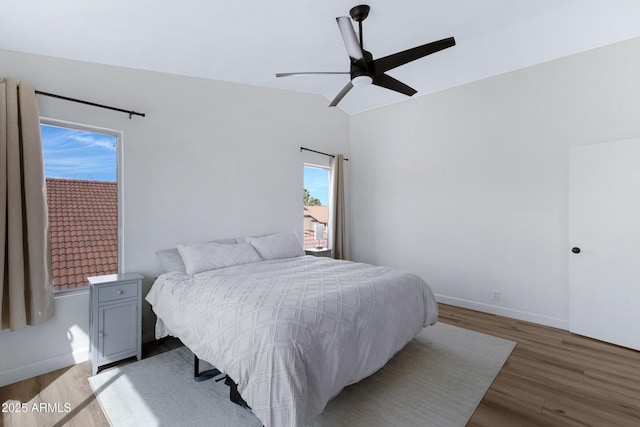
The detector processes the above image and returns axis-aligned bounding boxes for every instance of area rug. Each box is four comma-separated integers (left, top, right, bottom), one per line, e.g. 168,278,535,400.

89,323,515,426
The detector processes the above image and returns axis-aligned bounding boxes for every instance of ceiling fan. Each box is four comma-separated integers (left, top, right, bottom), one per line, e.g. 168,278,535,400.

276,4,456,107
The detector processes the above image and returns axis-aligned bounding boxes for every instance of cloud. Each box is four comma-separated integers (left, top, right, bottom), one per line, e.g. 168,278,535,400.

41,124,117,182
69,133,117,150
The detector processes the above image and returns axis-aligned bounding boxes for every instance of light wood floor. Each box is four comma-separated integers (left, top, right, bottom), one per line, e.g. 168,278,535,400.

2,304,640,426
440,304,640,427
0,339,182,427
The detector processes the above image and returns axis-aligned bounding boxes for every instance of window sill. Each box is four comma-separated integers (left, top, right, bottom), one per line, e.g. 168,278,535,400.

53,286,89,299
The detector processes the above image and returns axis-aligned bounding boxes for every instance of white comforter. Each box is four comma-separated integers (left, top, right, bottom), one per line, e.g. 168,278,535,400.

146,255,438,427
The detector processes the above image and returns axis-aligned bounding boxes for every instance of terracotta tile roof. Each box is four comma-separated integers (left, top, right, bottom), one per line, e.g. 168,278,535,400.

46,178,118,291
304,205,329,224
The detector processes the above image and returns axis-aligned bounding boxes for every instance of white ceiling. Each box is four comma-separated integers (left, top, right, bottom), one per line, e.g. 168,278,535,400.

2,0,640,114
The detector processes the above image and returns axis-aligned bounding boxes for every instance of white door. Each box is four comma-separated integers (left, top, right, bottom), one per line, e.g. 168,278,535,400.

569,138,640,350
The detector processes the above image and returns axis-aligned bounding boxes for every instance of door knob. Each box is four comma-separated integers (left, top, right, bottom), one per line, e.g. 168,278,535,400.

571,247,581,254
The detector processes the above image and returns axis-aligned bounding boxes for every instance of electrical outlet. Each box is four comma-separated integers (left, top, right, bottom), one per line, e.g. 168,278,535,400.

492,291,500,301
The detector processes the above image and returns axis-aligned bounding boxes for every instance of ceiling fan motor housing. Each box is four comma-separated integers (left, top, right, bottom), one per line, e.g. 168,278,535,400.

351,49,374,77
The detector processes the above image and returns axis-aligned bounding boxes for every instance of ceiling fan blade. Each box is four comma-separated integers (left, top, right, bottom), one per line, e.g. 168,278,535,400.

276,72,350,78
372,73,417,97
336,17,364,62
373,37,455,74
329,81,354,107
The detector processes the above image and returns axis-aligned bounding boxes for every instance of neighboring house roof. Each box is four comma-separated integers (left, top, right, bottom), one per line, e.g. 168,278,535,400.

304,205,329,224
46,178,118,291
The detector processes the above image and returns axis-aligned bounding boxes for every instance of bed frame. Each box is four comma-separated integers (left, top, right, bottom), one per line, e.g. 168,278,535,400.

193,354,221,382
193,354,250,408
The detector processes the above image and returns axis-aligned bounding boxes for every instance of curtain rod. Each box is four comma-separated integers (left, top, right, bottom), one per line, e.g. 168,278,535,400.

300,146,349,161
35,90,146,119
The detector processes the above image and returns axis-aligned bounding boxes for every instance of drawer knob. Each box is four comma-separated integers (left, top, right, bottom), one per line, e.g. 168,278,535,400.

116,290,124,295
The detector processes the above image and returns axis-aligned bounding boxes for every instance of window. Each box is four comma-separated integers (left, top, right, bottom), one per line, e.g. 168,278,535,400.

303,164,329,249
41,120,121,292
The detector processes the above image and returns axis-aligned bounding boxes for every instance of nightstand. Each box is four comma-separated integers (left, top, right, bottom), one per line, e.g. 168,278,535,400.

89,273,143,375
305,248,332,258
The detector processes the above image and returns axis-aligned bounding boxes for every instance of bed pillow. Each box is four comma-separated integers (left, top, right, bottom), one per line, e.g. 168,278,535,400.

156,238,242,273
156,248,187,273
177,241,262,275
247,231,304,260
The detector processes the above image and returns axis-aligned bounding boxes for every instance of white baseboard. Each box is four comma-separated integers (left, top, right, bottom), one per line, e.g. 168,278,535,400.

0,347,89,388
435,294,569,330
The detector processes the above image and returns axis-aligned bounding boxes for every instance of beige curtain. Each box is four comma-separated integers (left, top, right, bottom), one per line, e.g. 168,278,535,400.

328,154,348,260
1,77,54,330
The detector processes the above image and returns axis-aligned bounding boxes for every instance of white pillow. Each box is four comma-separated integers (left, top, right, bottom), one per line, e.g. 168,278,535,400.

156,248,187,273
247,231,304,260
156,237,242,273
177,241,262,275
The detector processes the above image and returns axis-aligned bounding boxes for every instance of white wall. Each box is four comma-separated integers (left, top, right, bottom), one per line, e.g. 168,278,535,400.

0,292,90,387
349,36,640,329
0,49,350,386
5,35,640,386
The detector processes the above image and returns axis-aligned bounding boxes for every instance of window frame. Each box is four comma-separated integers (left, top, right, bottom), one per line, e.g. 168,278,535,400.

303,162,331,249
40,117,124,294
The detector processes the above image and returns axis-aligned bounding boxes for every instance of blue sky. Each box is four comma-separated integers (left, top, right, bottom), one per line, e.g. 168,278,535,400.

41,124,117,182
304,165,329,205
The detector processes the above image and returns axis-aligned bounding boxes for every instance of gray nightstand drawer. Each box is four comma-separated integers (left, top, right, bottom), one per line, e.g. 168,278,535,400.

98,281,138,303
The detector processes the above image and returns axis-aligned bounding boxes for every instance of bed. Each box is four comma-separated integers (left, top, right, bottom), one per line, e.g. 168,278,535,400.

146,231,438,427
